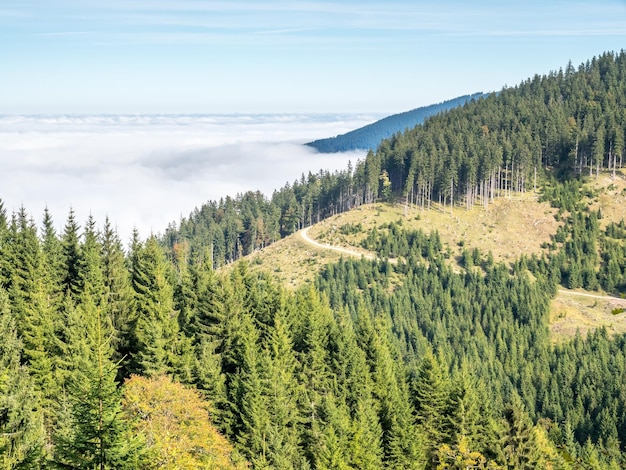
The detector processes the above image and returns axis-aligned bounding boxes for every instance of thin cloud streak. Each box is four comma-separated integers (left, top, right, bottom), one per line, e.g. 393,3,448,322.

0,114,373,243
11,1,625,44
39,31,90,36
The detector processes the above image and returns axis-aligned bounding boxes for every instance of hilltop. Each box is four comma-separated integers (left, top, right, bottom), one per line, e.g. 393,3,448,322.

306,93,485,153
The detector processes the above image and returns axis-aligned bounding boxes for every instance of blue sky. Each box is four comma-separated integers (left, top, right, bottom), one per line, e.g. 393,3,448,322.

2,0,626,114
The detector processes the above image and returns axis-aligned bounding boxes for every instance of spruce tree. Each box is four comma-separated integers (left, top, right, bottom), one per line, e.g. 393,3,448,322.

412,349,451,459
262,308,306,469
0,288,45,468
7,208,60,421
497,394,542,469
313,395,353,470
0,199,10,289
78,215,106,306
229,314,271,465
100,217,135,370
53,295,139,469
359,314,425,469
129,236,181,376
60,209,82,298
447,362,497,458
331,308,384,469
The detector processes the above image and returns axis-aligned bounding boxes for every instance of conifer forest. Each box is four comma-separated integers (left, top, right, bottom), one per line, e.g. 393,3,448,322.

4,51,626,468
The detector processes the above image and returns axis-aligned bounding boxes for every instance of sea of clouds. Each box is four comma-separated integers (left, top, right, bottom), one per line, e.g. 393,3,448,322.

0,114,376,243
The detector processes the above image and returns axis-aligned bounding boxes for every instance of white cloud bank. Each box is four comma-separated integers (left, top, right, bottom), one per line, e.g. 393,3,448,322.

0,114,374,243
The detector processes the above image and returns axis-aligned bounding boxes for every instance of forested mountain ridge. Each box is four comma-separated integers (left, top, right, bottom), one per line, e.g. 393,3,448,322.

306,92,486,153
3,50,626,468
163,51,626,271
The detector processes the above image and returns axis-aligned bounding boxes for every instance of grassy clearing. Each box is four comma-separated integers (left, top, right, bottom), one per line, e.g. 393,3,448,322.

224,173,626,342
585,171,626,228
544,170,626,341
550,290,626,343
312,195,560,267
220,230,345,289
225,193,560,288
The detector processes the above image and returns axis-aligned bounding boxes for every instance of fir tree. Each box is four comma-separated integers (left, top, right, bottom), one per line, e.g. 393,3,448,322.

60,209,82,298
53,295,139,469
0,288,45,468
129,236,181,377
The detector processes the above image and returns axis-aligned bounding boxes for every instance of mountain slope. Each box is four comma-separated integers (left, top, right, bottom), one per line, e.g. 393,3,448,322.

233,171,626,343
306,92,485,153
231,193,560,288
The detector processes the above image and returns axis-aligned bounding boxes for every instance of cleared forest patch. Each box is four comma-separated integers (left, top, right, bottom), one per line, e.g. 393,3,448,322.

230,194,561,287
586,171,626,228
311,196,560,266
222,229,344,289
227,183,626,343
550,289,626,343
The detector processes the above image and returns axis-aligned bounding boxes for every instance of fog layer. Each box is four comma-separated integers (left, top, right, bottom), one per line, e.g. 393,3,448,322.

0,114,374,242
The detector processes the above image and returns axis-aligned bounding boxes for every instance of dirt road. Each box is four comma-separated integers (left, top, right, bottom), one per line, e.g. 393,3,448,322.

300,226,375,260
557,289,626,304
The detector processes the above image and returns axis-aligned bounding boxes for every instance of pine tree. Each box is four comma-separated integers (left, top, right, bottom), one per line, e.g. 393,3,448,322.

129,236,180,376
0,288,45,468
53,294,139,469
60,209,82,298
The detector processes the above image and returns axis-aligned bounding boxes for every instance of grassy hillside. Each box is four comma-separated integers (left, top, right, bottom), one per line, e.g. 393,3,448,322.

226,171,626,341
228,194,559,284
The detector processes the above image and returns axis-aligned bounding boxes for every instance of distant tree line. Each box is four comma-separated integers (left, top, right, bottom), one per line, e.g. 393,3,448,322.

306,93,485,153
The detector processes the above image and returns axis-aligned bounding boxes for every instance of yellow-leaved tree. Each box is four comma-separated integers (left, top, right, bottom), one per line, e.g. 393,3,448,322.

122,374,246,469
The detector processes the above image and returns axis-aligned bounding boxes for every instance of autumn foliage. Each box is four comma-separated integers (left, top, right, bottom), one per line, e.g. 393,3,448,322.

122,374,245,469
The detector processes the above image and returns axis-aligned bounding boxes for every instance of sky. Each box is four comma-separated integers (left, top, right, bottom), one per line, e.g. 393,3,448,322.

1,1,626,241
2,0,626,115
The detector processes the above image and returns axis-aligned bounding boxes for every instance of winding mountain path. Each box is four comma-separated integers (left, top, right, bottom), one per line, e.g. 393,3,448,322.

300,226,626,305
300,226,375,259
